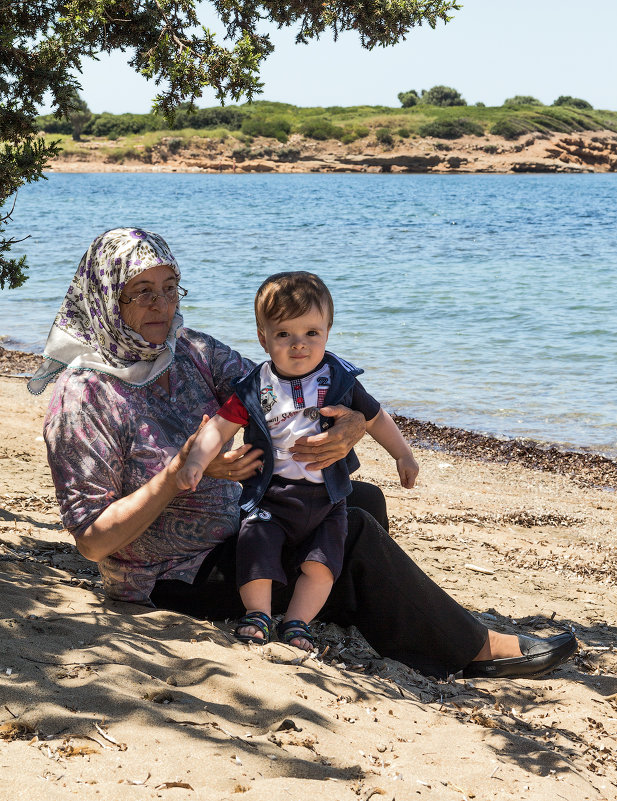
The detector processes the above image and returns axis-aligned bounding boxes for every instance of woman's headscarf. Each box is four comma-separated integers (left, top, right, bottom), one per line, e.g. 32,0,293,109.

27,228,184,395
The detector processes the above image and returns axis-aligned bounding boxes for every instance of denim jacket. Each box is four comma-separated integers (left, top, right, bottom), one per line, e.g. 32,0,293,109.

232,352,364,513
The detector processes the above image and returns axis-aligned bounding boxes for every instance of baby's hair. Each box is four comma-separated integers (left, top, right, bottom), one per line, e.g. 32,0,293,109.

255,271,334,329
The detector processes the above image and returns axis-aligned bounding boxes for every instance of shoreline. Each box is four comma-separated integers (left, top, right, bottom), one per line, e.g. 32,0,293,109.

3,345,614,488
43,129,617,175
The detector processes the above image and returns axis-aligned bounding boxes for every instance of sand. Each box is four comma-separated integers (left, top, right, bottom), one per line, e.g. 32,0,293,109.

1,355,616,801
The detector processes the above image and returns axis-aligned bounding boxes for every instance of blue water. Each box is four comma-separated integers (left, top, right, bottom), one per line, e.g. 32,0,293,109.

1,172,616,456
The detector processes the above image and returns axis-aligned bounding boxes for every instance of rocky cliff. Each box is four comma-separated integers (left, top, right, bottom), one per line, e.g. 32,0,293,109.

48,130,617,174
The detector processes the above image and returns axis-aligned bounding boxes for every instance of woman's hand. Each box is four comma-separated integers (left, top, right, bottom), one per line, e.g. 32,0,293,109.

203,443,264,482
76,415,260,563
76,425,200,563
167,414,211,476
171,414,263,484
289,405,366,471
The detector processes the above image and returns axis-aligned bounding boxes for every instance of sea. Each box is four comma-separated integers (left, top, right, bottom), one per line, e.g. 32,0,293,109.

1,172,615,457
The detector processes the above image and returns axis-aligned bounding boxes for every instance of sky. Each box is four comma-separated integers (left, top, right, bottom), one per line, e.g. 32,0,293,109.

42,0,617,114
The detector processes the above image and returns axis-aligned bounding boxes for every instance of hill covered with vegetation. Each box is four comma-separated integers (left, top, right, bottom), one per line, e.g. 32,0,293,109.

36,91,617,174
38,92,617,144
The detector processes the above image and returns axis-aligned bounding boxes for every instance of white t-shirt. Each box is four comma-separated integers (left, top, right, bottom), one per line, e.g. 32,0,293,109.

258,360,332,483
218,356,380,483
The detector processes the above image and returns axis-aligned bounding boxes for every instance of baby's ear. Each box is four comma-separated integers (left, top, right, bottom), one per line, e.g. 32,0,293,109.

257,328,268,352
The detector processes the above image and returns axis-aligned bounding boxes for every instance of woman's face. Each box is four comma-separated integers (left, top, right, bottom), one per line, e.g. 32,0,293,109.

119,264,178,345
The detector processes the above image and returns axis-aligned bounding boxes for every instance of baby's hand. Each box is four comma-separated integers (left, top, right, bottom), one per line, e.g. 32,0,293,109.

176,463,203,492
396,452,419,489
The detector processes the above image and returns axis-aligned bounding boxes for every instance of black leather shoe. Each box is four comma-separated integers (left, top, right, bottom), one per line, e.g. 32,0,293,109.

462,631,577,679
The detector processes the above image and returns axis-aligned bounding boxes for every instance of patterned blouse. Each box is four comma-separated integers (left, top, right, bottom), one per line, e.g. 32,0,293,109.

44,329,253,603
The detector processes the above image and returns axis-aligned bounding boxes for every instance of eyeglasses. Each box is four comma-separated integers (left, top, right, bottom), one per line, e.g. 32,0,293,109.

119,286,188,307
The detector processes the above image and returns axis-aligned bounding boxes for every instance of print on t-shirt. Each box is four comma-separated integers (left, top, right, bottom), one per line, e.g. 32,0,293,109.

260,384,277,413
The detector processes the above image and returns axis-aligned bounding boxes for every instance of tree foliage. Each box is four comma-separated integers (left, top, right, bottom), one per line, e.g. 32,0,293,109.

67,90,92,140
397,85,466,108
1,0,461,289
299,118,345,141
375,127,394,145
421,85,466,106
171,104,247,130
553,95,593,110
398,89,420,107
242,115,292,142
503,95,542,107
88,112,161,138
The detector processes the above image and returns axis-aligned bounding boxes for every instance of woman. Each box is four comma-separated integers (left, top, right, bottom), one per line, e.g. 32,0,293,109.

29,228,577,679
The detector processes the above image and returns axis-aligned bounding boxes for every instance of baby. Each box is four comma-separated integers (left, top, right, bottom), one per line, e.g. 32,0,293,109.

176,271,418,650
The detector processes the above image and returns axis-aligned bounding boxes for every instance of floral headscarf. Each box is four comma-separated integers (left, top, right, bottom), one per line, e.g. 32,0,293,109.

28,228,184,395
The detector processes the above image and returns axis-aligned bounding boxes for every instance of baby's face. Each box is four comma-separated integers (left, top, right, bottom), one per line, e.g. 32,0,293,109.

257,304,330,378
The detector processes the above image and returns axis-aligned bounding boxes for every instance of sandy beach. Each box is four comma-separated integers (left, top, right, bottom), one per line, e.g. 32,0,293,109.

1,348,616,800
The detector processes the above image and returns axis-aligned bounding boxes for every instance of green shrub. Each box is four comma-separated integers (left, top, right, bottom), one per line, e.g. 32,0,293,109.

490,118,534,140
503,95,542,107
35,113,72,134
276,147,301,162
89,112,161,138
231,145,252,162
104,146,138,163
39,105,247,140
104,150,123,164
241,116,291,143
397,90,420,108
491,108,593,141
36,94,92,139
172,105,246,130
419,118,483,139
553,95,593,110
475,101,486,108
421,85,466,107
434,142,451,151
483,144,498,153
354,126,370,138
164,137,184,154
340,132,357,144
397,127,411,138
300,119,344,140
530,111,578,133
376,127,394,146
235,144,300,162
